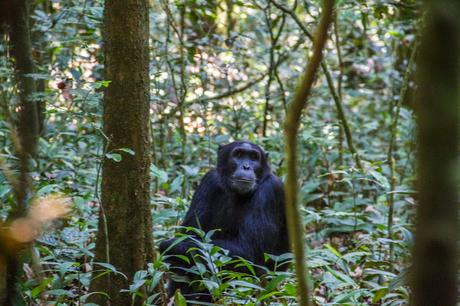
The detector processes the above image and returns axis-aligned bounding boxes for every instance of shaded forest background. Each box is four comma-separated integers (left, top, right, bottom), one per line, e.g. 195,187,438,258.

0,0,458,305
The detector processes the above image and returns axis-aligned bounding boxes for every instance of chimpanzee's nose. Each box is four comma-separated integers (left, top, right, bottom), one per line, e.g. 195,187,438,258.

243,163,250,170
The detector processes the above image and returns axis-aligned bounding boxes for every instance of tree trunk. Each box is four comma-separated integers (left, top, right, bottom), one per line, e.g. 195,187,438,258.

8,0,39,158
3,1,38,305
89,1,154,305
411,2,459,306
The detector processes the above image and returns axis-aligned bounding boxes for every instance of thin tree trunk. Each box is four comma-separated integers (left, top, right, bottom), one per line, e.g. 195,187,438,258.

8,0,39,158
284,1,334,305
262,5,285,137
89,1,154,305
411,2,459,306
31,1,49,136
225,0,235,43
4,2,37,304
387,44,416,261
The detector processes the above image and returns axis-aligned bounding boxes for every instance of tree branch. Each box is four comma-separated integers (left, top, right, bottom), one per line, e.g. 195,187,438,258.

272,0,363,169
283,1,335,305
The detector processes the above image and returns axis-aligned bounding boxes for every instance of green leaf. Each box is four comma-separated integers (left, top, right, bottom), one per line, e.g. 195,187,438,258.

174,290,187,306
93,262,127,279
257,290,281,301
150,271,164,290
325,266,357,287
59,261,76,275
229,280,263,290
93,80,112,88
234,257,256,276
170,175,183,193
263,274,289,293
372,288,388,303
129,279,146,292
105,153,122,162
117,148,135,155
46,289,75,297
284,283,297,296
36,184,59,196
333,288,367,302
369,170,390,189
150,164,168,183
181,165,199,176
324,244,343,258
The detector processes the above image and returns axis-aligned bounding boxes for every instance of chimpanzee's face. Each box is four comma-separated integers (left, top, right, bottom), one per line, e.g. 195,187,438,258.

228,143,263,194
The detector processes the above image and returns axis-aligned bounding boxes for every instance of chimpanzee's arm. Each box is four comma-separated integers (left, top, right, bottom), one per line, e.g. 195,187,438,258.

181,170,221,228
212,175,287,264
159,170,221,255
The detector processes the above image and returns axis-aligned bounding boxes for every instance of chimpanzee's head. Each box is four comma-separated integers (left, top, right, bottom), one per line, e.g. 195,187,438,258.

217,141,270,194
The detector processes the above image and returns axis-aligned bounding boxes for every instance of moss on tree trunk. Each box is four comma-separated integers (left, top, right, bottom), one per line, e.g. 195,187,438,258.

89,1,154,305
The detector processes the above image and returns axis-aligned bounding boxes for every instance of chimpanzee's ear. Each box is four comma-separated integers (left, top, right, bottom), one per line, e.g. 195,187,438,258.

265,152,269,159
218,144,225,152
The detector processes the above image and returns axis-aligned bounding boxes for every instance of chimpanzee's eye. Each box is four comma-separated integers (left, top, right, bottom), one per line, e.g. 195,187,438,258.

250,152,259,161
234,150,243,158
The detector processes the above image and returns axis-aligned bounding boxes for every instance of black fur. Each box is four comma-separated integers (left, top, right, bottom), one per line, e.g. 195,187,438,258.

159,141,289,302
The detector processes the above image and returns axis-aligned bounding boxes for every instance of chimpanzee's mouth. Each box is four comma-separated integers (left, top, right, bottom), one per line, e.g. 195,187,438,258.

232,178,254,184
231,178,256,194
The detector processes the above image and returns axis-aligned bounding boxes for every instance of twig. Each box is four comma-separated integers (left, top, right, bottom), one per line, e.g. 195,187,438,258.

274,67,287,114
333,10,344,166
198,74,266,103
94,129,110,267
387,43,417,260
333,11,343,102
271,0,363,169
195,47,295,105
262,4,286,136
284,1,335,305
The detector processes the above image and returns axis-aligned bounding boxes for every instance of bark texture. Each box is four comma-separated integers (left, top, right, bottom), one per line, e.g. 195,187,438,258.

8,0,39,158
411,2,459,306
3,1,37,304
89,1,154,305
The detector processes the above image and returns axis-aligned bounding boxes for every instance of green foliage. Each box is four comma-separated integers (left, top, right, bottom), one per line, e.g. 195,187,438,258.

0,0,420,304
152,228,295,305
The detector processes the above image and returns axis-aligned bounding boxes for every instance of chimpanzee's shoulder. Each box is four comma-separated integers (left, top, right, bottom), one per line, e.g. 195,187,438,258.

261,173,284,191
201,169,219,181
196,169,225,192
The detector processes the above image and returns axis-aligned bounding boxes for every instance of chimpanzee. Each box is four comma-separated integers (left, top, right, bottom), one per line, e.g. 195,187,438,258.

159,141,289,302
